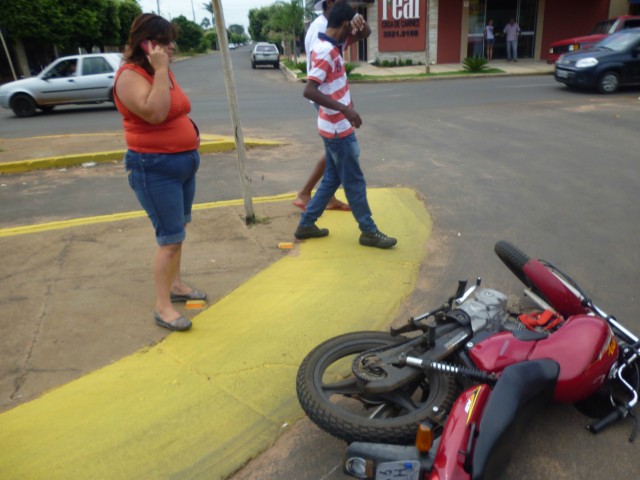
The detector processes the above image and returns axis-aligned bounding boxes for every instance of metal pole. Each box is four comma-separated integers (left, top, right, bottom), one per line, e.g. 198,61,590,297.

0,29,17,81
156,0,161,15
191,0,197,22
211,0,255,223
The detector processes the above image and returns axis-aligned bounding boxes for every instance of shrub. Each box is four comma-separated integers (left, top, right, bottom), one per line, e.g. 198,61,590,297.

462,56,489,72
345,62,359,77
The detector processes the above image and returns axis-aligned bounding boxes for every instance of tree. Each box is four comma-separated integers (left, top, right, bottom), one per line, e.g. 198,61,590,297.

172,15,204,52
271,1,305,60
200,17,211,30
248,6,277,43
118,0,144,46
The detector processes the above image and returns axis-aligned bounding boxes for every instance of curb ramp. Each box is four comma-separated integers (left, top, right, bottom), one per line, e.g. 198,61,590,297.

0,187,432,480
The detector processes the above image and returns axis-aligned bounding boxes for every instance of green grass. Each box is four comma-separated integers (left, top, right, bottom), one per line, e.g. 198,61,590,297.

347,68,504,82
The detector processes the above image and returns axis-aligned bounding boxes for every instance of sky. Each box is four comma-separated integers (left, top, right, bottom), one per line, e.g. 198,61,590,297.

137,0,282,32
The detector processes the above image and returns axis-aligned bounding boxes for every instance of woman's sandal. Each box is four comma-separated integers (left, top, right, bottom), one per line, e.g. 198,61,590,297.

154,312,192,331
170,289,207,303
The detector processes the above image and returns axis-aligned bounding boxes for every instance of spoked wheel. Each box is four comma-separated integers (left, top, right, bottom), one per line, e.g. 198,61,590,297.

296,331,458,444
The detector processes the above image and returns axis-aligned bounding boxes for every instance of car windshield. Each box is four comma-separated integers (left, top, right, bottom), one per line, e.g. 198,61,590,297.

596,30,640,51
257,45,276,53
591,20,615,34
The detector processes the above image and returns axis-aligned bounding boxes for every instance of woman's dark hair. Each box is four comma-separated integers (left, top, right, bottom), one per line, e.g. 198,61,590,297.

123,13,178,74
327,1,355,29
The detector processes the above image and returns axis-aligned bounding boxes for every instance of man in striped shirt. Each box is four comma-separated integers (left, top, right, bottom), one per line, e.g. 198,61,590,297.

294,1,397,249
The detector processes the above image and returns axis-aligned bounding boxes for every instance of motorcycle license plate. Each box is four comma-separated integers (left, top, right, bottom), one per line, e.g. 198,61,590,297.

375,460,420,480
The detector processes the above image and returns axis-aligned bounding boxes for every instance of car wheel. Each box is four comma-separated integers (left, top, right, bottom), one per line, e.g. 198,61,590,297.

108,88,115,103
251,60,256,69
11,93,37,117
597,71,620,94
273,61,279,69
37,105,55,112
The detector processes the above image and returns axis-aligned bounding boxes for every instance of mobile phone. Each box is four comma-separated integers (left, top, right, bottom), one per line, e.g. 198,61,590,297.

141,40,156,54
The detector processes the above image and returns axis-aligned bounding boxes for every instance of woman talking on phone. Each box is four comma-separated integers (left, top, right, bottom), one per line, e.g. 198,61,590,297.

114,13,205,332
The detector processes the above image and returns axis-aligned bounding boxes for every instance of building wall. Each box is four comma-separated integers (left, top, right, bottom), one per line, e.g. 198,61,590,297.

438,0,463,63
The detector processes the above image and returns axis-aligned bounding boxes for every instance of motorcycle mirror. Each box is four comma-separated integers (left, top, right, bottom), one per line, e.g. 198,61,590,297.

415,421,434,453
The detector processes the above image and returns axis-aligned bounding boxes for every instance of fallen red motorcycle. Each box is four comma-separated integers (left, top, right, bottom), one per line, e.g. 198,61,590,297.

296,241,639,480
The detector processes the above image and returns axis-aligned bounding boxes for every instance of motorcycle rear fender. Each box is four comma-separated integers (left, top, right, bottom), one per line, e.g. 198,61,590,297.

471,359,560,480
431,384,492,480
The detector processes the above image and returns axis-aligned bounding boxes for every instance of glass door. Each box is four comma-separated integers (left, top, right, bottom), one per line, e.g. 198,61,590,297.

465,0,538,60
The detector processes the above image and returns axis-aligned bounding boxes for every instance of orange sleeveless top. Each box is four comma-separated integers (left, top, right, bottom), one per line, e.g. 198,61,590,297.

114,64,199,153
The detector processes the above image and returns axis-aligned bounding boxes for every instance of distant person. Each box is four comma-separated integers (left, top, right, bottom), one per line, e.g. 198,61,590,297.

295,1,396,249
503,17,521,62
293,0,369,212
114,13,206,332
484,19,495,61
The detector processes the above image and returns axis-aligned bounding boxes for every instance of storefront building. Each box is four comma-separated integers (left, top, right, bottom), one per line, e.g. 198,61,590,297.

346,0,636,64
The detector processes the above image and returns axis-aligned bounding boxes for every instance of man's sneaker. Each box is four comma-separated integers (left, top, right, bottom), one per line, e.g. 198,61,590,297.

295,224,329,239
359,230,397,249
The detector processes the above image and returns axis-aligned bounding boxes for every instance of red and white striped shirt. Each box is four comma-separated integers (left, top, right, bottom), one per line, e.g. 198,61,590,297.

308,33,353,138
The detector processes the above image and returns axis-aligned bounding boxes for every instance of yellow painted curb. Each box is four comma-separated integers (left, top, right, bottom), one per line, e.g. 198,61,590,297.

0,187,432,480
0,136,284,174
0,193,295,238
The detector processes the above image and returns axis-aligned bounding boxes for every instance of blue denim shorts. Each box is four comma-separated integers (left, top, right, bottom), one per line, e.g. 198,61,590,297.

124,149,200,246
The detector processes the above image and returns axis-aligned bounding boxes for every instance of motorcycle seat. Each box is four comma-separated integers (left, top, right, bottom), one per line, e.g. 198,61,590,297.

470,359,560,480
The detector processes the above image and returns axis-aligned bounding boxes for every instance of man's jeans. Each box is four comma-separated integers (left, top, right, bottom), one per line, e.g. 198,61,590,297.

300,133,377,233
506,40,518,60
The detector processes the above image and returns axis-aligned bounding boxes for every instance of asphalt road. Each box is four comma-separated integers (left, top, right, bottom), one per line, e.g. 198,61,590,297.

1,49,639,479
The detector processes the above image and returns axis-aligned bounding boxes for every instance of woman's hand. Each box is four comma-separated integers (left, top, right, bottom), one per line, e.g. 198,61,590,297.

146,42,171,73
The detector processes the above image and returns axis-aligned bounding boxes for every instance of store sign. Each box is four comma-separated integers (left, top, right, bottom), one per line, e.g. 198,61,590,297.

378,0,426,52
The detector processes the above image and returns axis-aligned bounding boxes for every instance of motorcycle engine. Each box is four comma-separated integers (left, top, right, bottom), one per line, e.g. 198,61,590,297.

453,288,509,333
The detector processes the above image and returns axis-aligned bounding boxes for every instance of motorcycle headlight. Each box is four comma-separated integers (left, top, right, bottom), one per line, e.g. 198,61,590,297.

575,57,598,68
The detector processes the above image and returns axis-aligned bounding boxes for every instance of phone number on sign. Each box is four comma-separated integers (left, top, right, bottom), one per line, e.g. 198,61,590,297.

383,30,420,38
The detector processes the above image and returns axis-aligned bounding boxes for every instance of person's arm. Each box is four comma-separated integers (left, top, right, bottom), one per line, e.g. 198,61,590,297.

115,44,171,125
303,79,362,128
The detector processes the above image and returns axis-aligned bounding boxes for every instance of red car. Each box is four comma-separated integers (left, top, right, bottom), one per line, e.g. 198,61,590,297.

548,15,640,63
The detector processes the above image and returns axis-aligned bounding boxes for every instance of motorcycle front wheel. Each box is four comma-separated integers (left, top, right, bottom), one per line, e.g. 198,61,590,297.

296,331,458,444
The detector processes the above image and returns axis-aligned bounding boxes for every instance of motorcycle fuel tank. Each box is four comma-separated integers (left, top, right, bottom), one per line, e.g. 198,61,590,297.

529,315,618,402
468,331,536,373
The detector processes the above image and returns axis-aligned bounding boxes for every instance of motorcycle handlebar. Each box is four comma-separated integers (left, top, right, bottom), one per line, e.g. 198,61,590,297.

588,406,627,434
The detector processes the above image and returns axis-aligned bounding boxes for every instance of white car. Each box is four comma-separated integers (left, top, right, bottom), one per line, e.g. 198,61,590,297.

251,42,279,69
0,53,123,117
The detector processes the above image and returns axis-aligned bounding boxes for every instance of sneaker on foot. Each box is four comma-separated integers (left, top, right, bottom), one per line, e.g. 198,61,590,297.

359,230,397,249
295,224,329,239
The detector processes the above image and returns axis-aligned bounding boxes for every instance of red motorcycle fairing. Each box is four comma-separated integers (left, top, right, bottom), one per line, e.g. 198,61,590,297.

522,258,588,318
469,316,618,403
530,315,618,402
430,385,491,480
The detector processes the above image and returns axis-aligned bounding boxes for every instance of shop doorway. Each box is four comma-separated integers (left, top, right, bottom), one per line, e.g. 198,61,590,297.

467,0,538,60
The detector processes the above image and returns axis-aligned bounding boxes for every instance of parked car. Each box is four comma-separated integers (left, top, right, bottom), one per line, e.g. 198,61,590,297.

554,28,640,94
0,53,123,117
251,42,279,69
548,15,640,63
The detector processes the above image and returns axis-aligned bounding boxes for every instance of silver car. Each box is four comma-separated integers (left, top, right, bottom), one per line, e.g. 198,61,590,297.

0,53,123,117
251,42,280,69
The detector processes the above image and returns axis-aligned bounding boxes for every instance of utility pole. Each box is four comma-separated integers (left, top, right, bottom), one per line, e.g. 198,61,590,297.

191,0,197,23
156,0,161,16
211,0,255,224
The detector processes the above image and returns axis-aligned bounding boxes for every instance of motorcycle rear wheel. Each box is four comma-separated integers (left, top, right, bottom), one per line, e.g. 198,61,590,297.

296,331,458,444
